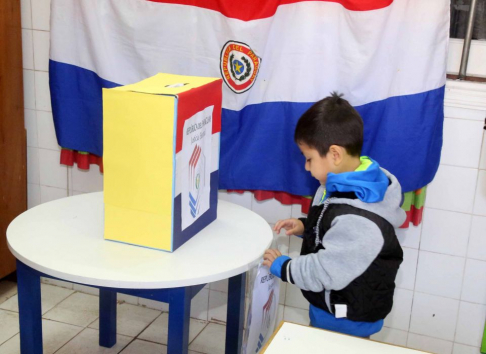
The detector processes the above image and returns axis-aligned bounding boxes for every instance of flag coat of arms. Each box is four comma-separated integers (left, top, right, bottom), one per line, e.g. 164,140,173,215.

50,0,449,197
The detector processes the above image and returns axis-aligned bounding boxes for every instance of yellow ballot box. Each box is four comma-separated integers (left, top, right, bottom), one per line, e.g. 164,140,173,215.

103,73,222,252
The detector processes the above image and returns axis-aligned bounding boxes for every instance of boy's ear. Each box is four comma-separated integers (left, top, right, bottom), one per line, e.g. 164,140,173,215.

328,145,343,166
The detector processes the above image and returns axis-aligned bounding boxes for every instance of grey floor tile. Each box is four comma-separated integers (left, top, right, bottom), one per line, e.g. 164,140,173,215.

189,323,226,354
43,292,99,327
0,319,82,354
119,340,203,354
42,319,83,353
0,284,74,315
0,334,19,354
0,310,19,345
56,328,132,354
138,313,207,345
89,303,161,337
119,340,166,354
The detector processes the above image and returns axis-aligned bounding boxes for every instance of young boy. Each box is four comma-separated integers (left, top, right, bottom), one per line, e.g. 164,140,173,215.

263,92,405,338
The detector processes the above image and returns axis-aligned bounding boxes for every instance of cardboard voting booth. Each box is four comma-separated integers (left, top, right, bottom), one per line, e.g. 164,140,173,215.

243,264,280,354
103,73,222,252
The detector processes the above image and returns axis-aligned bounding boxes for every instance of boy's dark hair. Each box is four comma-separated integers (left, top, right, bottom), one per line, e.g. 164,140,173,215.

294,92,363,157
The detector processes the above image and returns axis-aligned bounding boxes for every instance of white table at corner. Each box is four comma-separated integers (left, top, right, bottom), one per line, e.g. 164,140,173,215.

7,192,273,354
262,322,431,354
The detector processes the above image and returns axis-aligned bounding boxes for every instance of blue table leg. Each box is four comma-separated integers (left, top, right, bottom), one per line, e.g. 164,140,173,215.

99,288,117,347
16,260,43,354
168,287,191,354
225,273,246,354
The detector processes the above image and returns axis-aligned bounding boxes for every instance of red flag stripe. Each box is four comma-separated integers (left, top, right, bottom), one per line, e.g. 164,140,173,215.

147,0,393,21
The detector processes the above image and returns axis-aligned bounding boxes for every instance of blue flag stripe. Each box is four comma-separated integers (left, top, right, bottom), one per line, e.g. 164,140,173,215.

50,60,443,195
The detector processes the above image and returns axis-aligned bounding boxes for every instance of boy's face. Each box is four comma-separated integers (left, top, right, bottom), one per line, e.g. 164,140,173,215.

298,143,336,185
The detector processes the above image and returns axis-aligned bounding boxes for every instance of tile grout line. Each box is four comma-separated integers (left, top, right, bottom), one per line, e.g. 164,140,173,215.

187,321,211,349
450,170,483,348
0,332,20,348
51,325,84,354
118,336,138,353
132,309,165,341
404,217,422,347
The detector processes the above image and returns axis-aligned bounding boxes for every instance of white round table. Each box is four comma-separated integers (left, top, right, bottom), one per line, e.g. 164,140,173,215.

7,192,272,354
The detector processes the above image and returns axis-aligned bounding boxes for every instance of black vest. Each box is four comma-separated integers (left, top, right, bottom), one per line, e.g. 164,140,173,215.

300,192,403,322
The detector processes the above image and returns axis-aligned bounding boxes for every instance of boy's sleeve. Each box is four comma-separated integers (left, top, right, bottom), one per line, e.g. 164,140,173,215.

283,214,384,292
298,217,307,228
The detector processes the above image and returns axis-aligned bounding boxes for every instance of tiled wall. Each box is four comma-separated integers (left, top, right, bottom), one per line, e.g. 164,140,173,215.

20,1,486,353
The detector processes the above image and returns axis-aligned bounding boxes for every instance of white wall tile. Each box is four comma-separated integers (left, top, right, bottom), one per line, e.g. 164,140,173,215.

191,288,209,322
467,216,486,261
455,301,486,347
27,183,41,209
461,259,486,305
251,197,292,224
24,109,38,147
453,343,481,354
31,0,51,31
371,327,408,347
27,146,40,184
34,71,51,111
272,226,290,256
21,29,34,70
441,118,483,169
208,290,227,323
473,170,486,216
426,165,478,214
444,106,486,121
409,292,459,341
40,186,68,204
21,0,32,29
40,277,73,290
39,149,67,189
23,69,35,110
71,167,104,193
284,284,308,310
420,208,471,257
415,251,465,299
218,190,252,210
279,281,286,305
291,204,307,219
479,133,486,170
33,30,50,71
282,306,309,326
117,293,138,306
384,288,413,331
407,333,453,354
396,224,421,249
137,297,168,312
209,279,228,293
396,248,418,291
37,111,59,150
72,284,99,296
276,305,284,326
288,236,303,259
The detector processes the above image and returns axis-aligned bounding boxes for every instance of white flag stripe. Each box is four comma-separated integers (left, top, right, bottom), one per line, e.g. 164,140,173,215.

50,0,448,110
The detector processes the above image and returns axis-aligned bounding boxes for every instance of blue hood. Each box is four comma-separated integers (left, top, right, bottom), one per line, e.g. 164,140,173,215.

325,158,389,203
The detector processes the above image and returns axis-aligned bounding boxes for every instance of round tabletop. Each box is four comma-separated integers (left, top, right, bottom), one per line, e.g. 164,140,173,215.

7,192,273,289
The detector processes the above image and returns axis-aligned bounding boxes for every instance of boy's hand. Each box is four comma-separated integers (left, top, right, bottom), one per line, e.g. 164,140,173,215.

262,249,282,268
274,218,304,236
